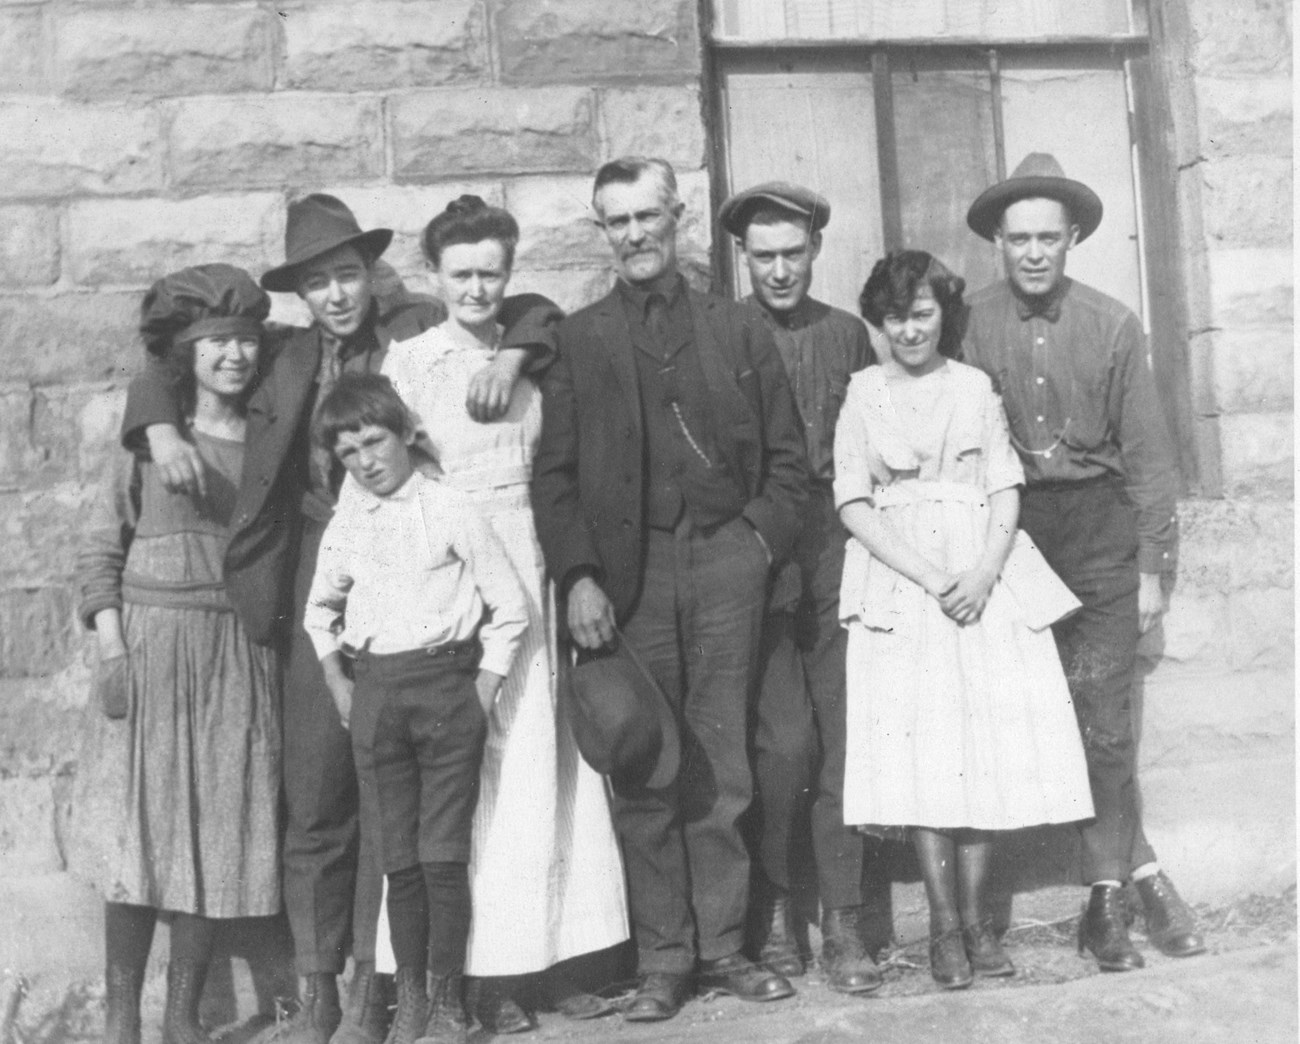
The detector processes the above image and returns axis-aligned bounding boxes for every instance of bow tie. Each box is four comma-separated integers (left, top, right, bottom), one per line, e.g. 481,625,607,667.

1015,293,1062,323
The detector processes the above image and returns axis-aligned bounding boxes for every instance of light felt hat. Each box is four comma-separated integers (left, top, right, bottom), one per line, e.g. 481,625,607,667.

966,153,1103,243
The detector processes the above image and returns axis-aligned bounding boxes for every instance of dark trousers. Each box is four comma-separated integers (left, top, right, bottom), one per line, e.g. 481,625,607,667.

615,516,769,974
752,487,880,908
1020,479,1157,884
349,643,487,871
282,520,383,975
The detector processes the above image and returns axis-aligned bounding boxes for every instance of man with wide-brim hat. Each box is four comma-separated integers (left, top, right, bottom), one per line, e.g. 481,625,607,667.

718,180,889,995
119,192,562,1044
962,153,1203,972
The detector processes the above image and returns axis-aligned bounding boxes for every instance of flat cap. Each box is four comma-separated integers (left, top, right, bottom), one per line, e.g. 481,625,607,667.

719,181,831,237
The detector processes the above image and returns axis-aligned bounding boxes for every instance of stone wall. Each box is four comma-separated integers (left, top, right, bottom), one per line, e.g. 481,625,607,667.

0,0,1292,1020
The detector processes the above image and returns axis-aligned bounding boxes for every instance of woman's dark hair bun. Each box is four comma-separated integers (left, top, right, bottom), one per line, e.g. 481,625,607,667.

446,194,487,216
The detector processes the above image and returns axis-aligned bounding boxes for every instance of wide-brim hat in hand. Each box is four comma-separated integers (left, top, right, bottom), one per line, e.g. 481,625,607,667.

966,152,1103,243
565,636,680,792
718,180,831,238
261,193,393,293
139,263,270,357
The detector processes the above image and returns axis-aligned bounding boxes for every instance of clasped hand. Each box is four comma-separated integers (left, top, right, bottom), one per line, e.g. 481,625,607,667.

925,568,996,627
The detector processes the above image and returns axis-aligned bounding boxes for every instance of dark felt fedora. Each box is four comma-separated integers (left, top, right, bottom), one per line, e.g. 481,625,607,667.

565,636,679,792
966,153,1103,243
718,180,831,238
261,193,393,293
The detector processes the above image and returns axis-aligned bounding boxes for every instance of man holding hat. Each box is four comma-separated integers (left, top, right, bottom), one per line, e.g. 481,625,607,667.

717,182,887,994
532,156,808,1021
963,153,1203,971
120,193,560,1044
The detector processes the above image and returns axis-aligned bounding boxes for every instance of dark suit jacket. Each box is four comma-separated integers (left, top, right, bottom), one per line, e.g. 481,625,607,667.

120,291,561,645
530,284,809,628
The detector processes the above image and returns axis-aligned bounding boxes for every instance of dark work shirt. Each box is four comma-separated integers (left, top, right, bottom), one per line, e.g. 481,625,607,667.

963,277,1179,575
303,308,386,514
746,295,874,484
617,277,746,532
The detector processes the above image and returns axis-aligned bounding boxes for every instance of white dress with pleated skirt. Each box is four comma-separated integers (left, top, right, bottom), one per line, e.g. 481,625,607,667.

375,325,629,975
833,360,1093,831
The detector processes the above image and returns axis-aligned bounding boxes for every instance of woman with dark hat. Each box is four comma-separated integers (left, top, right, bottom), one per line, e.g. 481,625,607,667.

72,264,282,1044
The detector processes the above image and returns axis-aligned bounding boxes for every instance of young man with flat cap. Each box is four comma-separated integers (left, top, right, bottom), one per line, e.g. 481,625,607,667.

962,153,1204,971
717,182,887,995
531,156,808,1022
120,193,559,1044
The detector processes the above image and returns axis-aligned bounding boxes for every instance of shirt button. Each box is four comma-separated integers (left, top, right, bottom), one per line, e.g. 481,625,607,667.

1036,337,1045,346
1036,415,1045,423
1036,377,1045,386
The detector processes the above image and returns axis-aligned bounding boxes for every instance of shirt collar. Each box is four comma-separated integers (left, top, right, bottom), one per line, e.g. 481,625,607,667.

1012,278,1071,323
617,272,685,318
357,470,423,513
751,293,816,331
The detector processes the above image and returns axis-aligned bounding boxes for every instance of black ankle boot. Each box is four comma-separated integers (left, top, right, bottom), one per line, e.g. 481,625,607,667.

383,967,427,1044
414,972,468,1044
273,973,342,1044
1135,871,1206,958
820,907,882,995
755,887,804,977
469,977,534,1035
1078,884,1145,972
104,962,145,1044
330,965,393,1044
162,960,212,1044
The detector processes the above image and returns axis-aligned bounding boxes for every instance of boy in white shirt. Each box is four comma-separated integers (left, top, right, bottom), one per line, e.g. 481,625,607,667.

304,373,528,1044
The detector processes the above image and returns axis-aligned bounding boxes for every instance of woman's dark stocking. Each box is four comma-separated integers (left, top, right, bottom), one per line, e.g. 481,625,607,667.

162,913,216,1044
104,902,157,1044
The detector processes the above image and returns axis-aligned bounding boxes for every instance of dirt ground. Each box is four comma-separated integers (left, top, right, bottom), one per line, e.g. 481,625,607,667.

11,885,1294,1044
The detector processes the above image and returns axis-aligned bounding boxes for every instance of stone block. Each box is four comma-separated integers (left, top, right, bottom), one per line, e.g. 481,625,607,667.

0,586,76,678
1207,247,1292,328
0,205,60,288
1187,0,1291,77
1210,327,1293,414
0,777,63,875
598,85,705,168
0,100,162,199
0,386,93,491
68,194,282,288
55,6,273,98
1201,155,1292,249
0,671,89,777
0,292,140,384
283,0,485,91
77,385,127,483
495,0,699,83
169,95,382,191
1196,76,1292,161
673,168,714,262
1157,587,1228,666
1140,668,1294,765
319,180,504,286
392,88,597,179
0,484,102,587
1218,412,1294,499
1176,498,1295,594
506,174,608,268
1228,586,1295,670
508,267,612,314
0,7,46,93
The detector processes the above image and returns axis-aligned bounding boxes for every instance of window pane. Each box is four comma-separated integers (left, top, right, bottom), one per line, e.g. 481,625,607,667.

713,0,1133,40
891,59,1001,291
720,53,885,316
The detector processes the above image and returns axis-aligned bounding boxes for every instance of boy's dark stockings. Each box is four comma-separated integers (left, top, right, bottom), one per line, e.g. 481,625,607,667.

386,862,472,975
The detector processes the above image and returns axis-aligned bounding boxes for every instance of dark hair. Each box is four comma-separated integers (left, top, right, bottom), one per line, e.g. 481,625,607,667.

859,250,967,360
312,372,413,452
421,194,520,269
160,331,264,419
591,156,678,216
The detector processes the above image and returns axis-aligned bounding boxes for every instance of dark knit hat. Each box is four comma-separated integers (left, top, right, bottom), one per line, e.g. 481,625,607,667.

966,152,1104,243
260,193,393,293
139,263,270,358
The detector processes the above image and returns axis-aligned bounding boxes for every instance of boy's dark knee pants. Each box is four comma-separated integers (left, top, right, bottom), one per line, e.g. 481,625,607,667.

349,643,487,875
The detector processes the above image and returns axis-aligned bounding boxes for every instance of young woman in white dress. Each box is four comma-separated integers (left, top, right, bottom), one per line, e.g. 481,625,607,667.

374,197,628,1032
834,250,1093,990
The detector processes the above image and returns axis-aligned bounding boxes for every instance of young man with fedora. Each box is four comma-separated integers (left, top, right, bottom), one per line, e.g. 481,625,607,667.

531,156,808,1022
717,182,888,995
962,153,1204,971
120,193,560,1044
